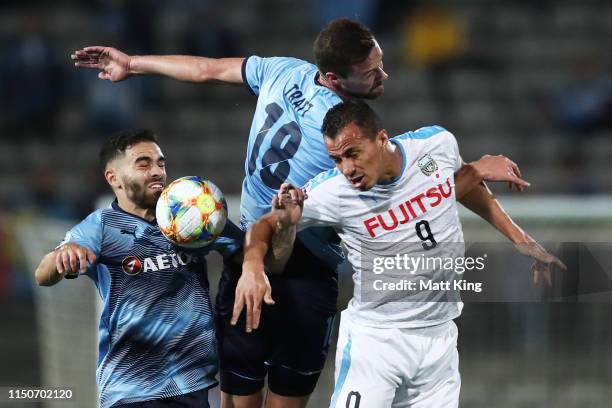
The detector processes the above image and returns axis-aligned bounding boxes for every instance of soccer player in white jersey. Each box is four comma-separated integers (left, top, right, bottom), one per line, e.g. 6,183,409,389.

235,100,566,408
71,18,560,408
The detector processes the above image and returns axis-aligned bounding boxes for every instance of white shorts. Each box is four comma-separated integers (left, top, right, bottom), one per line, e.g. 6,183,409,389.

329,311,460,408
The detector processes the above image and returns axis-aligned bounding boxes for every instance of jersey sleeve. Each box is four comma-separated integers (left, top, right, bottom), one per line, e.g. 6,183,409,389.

58,211,103,278
242,56,300,96
204,219,244,259
445,130,462,172
298,176,342,230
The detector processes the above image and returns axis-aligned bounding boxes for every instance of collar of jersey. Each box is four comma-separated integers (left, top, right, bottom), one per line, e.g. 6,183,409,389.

376,139,407,186
111,199,158,226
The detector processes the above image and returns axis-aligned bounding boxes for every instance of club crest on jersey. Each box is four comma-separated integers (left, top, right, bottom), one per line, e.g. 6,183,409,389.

417,154,438,176
122,256,142,275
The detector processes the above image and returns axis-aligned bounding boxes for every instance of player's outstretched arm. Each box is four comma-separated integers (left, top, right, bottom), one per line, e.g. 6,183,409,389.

232,184,305,332
454,154,566,284
232,213,277,333
71,46,244,83
35,243,96,286
458,182,567,285
455,154,530,200
35,251,64,286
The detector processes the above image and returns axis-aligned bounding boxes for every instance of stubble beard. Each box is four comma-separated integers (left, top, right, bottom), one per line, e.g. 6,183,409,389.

123,176,160,210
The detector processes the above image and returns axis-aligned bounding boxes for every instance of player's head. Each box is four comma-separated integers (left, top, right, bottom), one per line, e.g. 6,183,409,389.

322,100,392,191
314,18,388,100
99,129,166,209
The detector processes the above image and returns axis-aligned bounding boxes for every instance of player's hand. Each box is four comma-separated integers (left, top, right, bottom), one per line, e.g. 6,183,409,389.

231,261,275,332
272,183,306,227
54,243,97,278
514,242,567,286
471,154,530,191
71,46,131,82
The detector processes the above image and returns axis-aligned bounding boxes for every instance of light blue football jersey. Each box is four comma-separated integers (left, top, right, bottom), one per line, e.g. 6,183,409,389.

240,56,344,265
60,200,243,408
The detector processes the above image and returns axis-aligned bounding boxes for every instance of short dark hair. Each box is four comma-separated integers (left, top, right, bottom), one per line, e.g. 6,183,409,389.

99,129,158,172
314,18,375,78
322,100,382,141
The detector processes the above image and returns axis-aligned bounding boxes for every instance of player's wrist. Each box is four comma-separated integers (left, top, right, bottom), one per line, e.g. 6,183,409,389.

127,55,136,75
466,161,486,181
509,230,532,245
54,242,72,252
242,256,265,275
275,216,295,230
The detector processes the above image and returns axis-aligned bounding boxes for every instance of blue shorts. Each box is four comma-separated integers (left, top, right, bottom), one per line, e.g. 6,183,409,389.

215,240,338,397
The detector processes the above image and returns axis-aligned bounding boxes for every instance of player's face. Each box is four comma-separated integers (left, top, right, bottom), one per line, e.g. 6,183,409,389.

339,40,388,100
326,122,386,191
117,142,167,209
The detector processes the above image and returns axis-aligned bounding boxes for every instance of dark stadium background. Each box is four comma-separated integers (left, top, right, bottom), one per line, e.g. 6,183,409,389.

1,0,611,406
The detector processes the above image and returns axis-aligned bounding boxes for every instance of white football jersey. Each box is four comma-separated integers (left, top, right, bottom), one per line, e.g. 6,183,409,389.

300,126,465,328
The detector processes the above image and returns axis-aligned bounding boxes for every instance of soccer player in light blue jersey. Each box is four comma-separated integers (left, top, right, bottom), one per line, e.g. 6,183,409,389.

34,129,245,408
71,18,552,408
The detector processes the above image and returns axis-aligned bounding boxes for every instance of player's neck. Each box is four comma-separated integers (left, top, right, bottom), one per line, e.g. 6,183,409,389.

317,73,350,100
379,142,403,183
116,197,156,222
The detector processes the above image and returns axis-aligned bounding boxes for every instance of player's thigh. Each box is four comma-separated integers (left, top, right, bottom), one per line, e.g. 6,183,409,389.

264,391,308,408
266,243,339,396
402,321,461,408
266,310,335,396
215,260,277,395
329,315,400,408
221,391,263,408
401,350,460,408
266,278,337,396
274,276,337,366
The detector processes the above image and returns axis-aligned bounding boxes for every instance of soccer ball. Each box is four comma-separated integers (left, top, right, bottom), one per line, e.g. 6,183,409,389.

156,176,227,248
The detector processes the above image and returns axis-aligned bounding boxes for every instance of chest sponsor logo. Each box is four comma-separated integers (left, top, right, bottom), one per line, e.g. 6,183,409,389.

417,154,438,176
121,252,201,276
362,177,453,238
122,256,142,275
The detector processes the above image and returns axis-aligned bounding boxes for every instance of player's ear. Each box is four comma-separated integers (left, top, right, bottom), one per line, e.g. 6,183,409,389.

104,168,120,189
377,129,389,145
324,72,341,87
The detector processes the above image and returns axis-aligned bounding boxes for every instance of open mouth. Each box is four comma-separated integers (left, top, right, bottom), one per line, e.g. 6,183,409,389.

350,175,365,187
